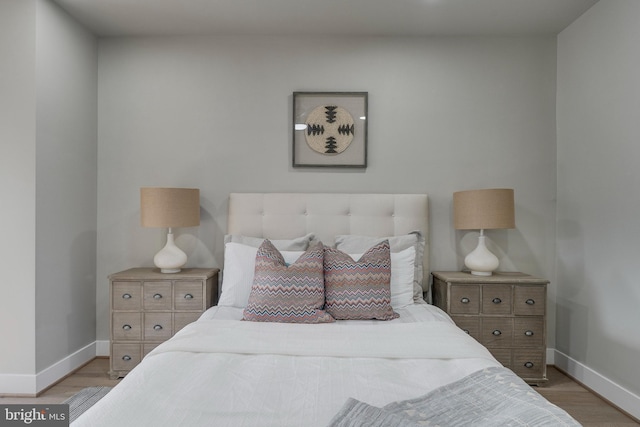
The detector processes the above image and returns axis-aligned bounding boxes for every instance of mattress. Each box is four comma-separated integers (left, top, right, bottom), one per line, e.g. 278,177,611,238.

74,303,500,427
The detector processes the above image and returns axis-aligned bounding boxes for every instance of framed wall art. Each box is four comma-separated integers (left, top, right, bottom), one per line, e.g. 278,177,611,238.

292,92,368,168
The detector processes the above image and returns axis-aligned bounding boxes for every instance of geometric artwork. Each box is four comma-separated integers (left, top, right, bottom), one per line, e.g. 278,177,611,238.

304,105,354,155
292,92,368,168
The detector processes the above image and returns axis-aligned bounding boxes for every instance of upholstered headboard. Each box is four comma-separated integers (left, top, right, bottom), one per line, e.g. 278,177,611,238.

227,193,429,293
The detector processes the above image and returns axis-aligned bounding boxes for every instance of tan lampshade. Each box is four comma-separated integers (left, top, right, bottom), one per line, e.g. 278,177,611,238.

453,188,515,230
140,188,200,228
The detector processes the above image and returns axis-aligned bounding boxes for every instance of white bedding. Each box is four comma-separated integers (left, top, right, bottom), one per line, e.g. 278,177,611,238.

75,304,500,427
199,301,452,324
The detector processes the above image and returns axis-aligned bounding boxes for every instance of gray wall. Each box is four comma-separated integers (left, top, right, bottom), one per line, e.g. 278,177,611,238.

557,0,640,399
0,0,97,390
6,0,640,410
0,0,37,377
97,35,558,341
35,0,98,372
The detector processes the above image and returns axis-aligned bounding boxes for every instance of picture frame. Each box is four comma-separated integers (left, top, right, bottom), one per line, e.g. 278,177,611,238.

292,91,368,168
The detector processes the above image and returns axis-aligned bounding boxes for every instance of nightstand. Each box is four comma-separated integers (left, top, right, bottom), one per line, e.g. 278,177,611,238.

108,267,219,379
432,271,548,385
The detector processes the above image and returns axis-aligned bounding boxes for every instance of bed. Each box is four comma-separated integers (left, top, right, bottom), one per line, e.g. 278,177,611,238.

75,193,580,426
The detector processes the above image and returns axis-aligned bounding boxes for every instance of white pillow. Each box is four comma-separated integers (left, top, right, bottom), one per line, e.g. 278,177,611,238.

349,246,416,309
218,242,304,308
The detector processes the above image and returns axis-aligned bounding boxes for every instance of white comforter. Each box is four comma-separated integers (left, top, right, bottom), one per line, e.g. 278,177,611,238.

74,304,499,427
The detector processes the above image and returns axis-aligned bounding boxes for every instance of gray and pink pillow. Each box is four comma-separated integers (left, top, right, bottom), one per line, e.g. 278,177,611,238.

243,240,335,323
323,241,399,320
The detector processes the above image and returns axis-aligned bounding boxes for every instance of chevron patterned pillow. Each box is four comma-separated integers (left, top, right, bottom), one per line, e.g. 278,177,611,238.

243,240,335,323
324,241,399,320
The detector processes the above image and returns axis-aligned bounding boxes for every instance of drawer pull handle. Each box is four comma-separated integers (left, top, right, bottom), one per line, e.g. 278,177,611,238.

184,293,194,300
492,330,502,336
122,293,132,299
153,324,163,331
525,299,535,305
492,297,502,304
460,297,470,304
153,293,163,300
462,329,470,334
524,362,534,369
525,330,534,337
122,324,132,330
122,355,132,361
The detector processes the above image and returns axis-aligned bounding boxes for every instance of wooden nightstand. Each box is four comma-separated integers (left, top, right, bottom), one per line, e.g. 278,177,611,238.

432,271,548,385
108,267,219,379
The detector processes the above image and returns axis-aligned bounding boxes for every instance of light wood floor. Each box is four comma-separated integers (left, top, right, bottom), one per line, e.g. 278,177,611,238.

0,358,120,405
536,367,639,426
1,358,638,426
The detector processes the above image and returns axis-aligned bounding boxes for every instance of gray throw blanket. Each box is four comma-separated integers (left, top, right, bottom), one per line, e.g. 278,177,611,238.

328,366,581,426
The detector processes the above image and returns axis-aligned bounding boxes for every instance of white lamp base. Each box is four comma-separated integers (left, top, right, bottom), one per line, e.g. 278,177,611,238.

153,230,187,274
464,233,499,276
470,270,493,277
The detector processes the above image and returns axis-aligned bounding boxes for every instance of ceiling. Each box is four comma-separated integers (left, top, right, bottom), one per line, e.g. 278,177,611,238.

52,0,599,38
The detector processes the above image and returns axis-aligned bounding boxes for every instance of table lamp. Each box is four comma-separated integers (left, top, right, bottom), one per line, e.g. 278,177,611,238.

453,188,515,276
140,187,200,273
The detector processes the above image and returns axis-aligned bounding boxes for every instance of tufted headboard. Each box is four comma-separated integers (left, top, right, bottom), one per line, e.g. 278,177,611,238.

227,193,429,293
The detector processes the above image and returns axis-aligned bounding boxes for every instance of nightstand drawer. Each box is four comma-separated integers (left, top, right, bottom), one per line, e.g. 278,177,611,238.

513,317,544,347
513,349,544,378
175,282,204,310
112,312,142,340
432,271,548,385
143,282,172,310
451,316,480,340
144,313,172,340
143,343,161,357
514,286,545,316
174,312,201,333
481,285,512,315
489,348,512,368
109,268,218,379
481,318,513,347
112,282,141,310
450,285,479,314
112,344,142,371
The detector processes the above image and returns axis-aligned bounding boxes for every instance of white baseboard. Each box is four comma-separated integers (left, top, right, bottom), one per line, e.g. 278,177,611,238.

546,347,555,365
0,342,96,395
36,342,96,393
553,349,640,421
96,340,110,357
0,373,37,395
